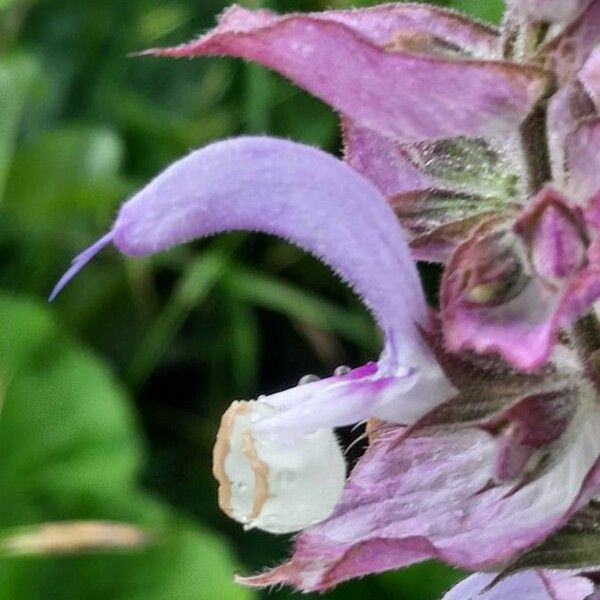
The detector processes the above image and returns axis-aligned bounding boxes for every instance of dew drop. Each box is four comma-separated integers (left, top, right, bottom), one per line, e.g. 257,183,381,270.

334,365,352,376
298,374,320,385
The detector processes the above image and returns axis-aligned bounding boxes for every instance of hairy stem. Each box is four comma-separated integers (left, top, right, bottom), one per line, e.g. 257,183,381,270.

572,313,600,387
520,103,552,194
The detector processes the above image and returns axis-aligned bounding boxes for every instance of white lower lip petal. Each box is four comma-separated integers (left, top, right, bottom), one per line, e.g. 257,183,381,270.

213,400,347,534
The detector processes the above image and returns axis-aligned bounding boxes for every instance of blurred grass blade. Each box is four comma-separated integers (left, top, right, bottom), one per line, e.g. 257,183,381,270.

1,522,149,556
223,265,376,349
245,64,272,133
0,54,37,203
225,297,260,392
127,248,235,387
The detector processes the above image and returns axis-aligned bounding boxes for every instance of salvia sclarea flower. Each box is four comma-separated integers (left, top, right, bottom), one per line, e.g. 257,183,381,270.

51,1,600,598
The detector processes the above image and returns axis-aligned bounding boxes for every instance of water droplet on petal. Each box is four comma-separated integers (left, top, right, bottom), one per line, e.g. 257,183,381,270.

298,374,320,385
334,365,351,376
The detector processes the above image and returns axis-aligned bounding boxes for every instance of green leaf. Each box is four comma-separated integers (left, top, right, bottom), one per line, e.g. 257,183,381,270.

448,0,505,25
126,247,238,386
0,294,252,600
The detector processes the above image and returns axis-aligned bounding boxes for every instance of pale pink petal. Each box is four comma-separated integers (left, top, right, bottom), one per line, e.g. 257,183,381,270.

544,1,600,84
342,119,430,198
565,119,600,202
301,4,500,57
579,47,600,110
443,570,594,600
508,0,595,24
255,369,436,444
147,6,549,142
546,85,594,192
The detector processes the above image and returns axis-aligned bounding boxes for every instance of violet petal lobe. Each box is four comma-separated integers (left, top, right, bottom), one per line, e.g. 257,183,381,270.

442,570,595,600
146,5,549,142
111,137,426,356
52,136,453,439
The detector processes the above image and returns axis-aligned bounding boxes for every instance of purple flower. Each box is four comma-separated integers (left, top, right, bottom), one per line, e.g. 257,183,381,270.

52,2,600,597
51,136,452,532
53,135,600,594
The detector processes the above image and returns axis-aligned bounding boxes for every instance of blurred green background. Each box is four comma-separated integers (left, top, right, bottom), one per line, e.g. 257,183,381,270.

0,0,503,598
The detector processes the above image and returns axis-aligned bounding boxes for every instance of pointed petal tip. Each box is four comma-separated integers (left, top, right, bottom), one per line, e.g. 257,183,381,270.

127,49,155,58
234,564,294,589
134,47,176,58
48,232,114,302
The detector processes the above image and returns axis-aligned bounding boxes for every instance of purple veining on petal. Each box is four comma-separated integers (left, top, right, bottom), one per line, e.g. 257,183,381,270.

145,6,549,142
442,570,595,600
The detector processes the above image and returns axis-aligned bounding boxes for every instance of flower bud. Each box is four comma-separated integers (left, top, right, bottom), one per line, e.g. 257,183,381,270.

444,221,530,309
213,400,346,534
